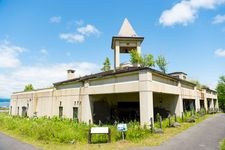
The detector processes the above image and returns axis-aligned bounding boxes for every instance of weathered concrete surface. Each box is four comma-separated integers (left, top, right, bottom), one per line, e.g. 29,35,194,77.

131,113,225,150
0,132,40,150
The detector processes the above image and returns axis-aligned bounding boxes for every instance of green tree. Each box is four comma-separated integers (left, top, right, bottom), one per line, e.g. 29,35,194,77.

24,84,34,92
216,76,225,112
129,50,155,67
101,57,111,71
129,49,142,65
156,55,168,73
142,54,155,67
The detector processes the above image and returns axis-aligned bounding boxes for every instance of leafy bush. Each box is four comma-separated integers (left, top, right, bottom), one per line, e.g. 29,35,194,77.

220,139,225,150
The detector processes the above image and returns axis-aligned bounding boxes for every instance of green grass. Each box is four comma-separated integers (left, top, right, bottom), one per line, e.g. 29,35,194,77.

220,139,225,150
0,112,212,150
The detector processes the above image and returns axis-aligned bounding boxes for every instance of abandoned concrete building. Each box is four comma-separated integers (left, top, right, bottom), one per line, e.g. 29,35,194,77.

10,18,218,126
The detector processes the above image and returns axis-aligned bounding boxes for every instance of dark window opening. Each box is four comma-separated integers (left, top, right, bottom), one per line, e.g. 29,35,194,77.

59,106,63,118
17,107,19,116
183,99,195,111
73,107,78,120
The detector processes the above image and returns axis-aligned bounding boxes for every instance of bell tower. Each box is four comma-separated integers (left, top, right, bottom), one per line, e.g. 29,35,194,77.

111,18,144,70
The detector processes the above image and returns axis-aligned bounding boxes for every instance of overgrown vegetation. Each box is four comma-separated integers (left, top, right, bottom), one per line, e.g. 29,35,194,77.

217,76,225,112
24,84,34,92
101,57,111,72
0,114,149,143
129,50,155,67
155,55,168,73
220,139,225,150
129,50,168,73
0,112,212,150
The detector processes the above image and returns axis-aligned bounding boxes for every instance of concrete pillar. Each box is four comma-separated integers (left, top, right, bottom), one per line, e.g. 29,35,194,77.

175,95,183,116
81,94,93,124
204,98,208,111
139,70,153,126
194,87,200,111
195,98,200,111
81,81,93,124
114,41,120,69
139,91,153,126
137,41,141,55
175,82,183,116
209,98,213,109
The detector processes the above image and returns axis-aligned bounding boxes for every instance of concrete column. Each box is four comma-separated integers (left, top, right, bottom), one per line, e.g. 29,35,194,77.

194,87,200,111
81,94,93,124
139,91,153,126
175,82,183,116
175,95,183,116
114,41,120,69
195,98,200,111
139,70,153,126
204,98,208,111
209,98,213,109
137,41,141,55
81,81,93,124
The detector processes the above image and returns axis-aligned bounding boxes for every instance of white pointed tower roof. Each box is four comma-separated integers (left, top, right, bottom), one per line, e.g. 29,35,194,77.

118,18,137,37
111,18,144,49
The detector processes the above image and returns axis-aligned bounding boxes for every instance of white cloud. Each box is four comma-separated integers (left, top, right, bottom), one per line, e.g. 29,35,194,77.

0,62,100,98
159,0,225,26
212,14,225,24
215,48,225,57
40,49,48,55
75,20,84,26
59,33,85,43
60,23,100,43
49,16,61,24
77,24,100,36
0,40,25,68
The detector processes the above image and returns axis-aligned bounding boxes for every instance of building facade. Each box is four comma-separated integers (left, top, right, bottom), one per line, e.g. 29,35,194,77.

10,19,218,126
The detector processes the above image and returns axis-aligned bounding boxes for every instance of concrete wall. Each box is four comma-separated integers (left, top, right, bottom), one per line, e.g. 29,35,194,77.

10,69,218,126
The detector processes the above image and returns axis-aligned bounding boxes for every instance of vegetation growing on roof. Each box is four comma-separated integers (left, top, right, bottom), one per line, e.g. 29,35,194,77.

155,55,168,74
101,57,111,72
129,49,155,68
24,84,34,92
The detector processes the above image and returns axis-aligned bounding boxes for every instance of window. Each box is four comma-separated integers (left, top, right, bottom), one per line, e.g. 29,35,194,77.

17,107,19,116
73,107,78,120
59,106,63,118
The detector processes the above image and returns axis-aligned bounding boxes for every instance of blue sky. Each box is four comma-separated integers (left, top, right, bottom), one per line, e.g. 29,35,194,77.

0,0,225,98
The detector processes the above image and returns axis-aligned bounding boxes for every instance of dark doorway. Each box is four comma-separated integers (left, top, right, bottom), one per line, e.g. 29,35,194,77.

183,99,195,111
22,106,27,117
200,100,204,109
73,107,78,120
207,99,211,109
117,102,140,122
59,106,63,118
93,101,110,124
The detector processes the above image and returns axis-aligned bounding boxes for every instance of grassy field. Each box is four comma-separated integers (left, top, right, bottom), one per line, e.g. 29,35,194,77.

0,112,212,150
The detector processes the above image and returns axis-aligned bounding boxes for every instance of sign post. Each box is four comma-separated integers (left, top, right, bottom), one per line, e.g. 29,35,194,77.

117,123,127,140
